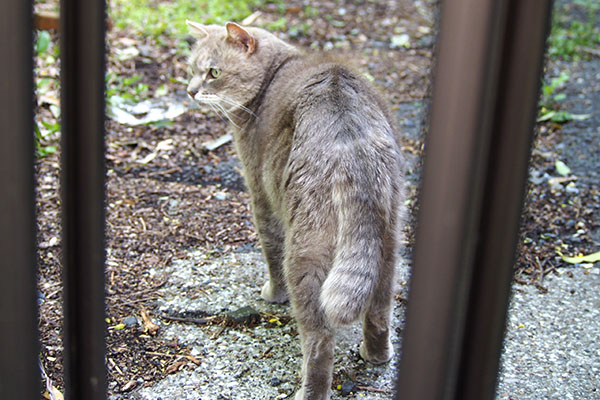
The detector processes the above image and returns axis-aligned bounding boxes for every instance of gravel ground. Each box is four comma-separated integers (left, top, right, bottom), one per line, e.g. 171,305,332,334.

495,57,600,400
127,249,411,400
126,253,600,400
498,268,600,400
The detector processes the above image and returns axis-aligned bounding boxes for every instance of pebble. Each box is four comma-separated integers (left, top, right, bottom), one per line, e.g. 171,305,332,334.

225,305,261,326
122,316,138,326
341,381,358,396
270,377,282,386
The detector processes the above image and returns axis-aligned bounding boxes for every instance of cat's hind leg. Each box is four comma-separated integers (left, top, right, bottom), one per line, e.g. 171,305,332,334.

286,234,335,400
359,237,396,365
294,326,335,400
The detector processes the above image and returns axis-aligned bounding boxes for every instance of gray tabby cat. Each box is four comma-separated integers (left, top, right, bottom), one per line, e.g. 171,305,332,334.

186,21,405,400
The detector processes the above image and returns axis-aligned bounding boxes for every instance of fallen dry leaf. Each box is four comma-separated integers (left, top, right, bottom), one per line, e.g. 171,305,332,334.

185,354,201,365
121,379,138,392
140,307,160,336
166,360,187,374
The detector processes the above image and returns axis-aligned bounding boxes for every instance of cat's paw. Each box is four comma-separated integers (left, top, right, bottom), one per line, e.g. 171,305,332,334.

359,339,394,365
294,387,330,400
294,388,305,400
261,281,289,303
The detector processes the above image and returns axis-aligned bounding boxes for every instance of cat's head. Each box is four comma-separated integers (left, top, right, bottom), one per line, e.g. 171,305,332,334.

186,21,297,118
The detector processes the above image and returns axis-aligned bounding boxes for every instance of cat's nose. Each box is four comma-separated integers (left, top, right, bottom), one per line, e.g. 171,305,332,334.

187,90,195,99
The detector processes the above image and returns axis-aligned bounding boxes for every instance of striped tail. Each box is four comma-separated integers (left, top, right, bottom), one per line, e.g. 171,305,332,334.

319,190,384,326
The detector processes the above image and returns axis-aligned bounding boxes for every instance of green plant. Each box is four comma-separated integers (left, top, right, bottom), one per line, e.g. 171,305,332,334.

547,0,600,60
106,73,149,102
36,30,51,55
267,17,287,31
537,72,590,123
110,0,265,38
541,72,569,104
34,30,61,158
34,122,58,158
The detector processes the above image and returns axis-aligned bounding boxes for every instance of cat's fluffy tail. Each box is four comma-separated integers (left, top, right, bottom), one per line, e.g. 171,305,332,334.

319,184,387,326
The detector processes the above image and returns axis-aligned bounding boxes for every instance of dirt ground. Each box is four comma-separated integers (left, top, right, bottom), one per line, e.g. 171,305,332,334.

34,0,598,397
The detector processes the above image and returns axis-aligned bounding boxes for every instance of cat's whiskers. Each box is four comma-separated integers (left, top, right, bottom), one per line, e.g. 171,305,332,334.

212,102,241,129
195,93,256,118
207,103,229,125
215,95,256,118
193,93,252,128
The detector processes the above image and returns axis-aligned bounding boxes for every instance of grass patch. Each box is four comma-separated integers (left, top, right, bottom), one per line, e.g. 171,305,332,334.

548,0,600,60
110,0,266,38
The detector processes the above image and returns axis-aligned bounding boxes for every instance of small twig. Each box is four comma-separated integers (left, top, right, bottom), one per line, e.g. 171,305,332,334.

144,351,201,365
111,278,168,296
145,351,181,358
146,166,182,177
161,314,220,325
540,265,558,286
529,256,545,284
257,345,274,359
40,358,61,400
203,133,232,151
241,11,262,26
106,295,159,308
547,176,578,185
210,323,227,339
582,46,600,58
356,385,393,394
108,357,123,375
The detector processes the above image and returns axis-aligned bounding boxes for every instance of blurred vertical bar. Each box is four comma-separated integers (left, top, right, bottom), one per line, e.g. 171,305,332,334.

455,2,553,398
60,0,107,398
0,0,39,398
396,0,552,399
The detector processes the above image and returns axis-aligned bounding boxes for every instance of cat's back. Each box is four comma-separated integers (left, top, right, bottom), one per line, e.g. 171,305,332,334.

275,56,399,147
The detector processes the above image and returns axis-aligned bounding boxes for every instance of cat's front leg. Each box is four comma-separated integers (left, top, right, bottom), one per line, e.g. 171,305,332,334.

253,203,289,303
261,278,288,303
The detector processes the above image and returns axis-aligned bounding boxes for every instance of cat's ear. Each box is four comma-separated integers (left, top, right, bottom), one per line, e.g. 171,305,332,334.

225,22,256,54
186,20,209,38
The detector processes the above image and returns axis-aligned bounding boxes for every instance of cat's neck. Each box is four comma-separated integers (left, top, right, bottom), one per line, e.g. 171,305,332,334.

232,49,302,127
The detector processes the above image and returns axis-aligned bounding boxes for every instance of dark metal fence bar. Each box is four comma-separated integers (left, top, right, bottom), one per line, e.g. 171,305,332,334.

60,0,108,398
396,1,552,399
0,0,40,398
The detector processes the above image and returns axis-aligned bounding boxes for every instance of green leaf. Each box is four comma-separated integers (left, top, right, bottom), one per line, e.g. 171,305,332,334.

36,30,51,55
154,84,168,97
567,113,591,121
562,251,600,264
537,110,556,122
267,17,287,31
122,75,142,86
537,110,591,124
38,145,57,158
555,160,571,176
34,121,43,140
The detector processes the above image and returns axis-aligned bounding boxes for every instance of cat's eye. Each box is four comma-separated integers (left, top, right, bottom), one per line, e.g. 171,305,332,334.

208,68,221,79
